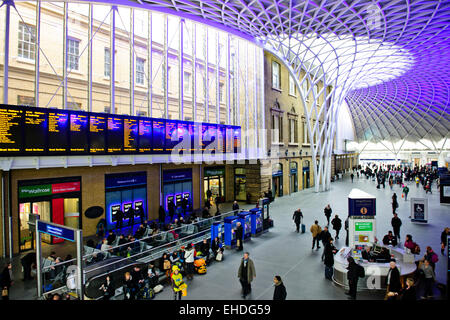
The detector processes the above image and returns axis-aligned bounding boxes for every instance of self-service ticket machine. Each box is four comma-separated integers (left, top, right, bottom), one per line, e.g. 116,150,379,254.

224,216,238,248
259,197,272,231
238,212,252,241
211,221,224,243
249,208,263,235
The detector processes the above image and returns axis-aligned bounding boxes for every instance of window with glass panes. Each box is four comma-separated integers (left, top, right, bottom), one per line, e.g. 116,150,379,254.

289,118,298,143
184,72,191,93
272,61,281,89
104,48,111,77
18,22,36,60
219,83,224,102
272,114,283,143
67,38,80,70
136,57,145,85
289,74,296,95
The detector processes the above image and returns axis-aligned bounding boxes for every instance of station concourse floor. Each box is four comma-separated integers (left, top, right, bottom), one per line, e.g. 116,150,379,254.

3,172,448,300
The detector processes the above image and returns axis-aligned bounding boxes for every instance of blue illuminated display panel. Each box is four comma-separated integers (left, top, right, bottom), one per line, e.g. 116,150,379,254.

165,120,178,153
225,126,234,154
23,108,48,154
152,120,165,153
177,121,189,153
233,126,242,154
206,124,217,153
0,106,23,154
107,116,123,153
48,110,69,153
69,112,89,153
123,116,139,153
201,123,209,152
89,113,107,153
189,123,201,154
138,119,152,153
216,125,226,154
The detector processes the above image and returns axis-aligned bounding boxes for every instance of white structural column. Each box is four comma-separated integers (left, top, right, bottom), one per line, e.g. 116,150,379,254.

130,8,135,116
226,34,231,125
34,0,41,108
110,6,116,113
244,41,249,158
179,19,184,120
192,23,197,121
87,3,93,112
204,28,209,122
163,15,168,118
253,44,258,157
147,11,152,117
62,2,68,109
215,31,220,124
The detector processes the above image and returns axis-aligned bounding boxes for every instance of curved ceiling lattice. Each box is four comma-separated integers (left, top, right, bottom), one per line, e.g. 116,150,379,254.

125,0,449,143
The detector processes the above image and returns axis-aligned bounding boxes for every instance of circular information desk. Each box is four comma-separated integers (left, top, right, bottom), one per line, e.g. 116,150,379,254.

333,246,417,290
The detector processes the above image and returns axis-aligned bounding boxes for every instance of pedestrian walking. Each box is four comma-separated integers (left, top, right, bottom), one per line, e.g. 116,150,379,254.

324,237,337,280
310,220,322,250
331,215,342,240
419,259,435,299
273,275,287,300
184,244,195,280
238,252,256,299
320,226,332,261
392,193,398,214
292,209,303,233
391,213,402,243
345,217,349,246
324,205,332,225
235,222,244,251
350,173,354,183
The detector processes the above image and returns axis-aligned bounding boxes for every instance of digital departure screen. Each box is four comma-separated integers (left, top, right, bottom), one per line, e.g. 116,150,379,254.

24,109,47,153
69,113,89,153
123,117,139,153
138,119,152,153
89,114,107,153
0,105,241,156
152,120,165,153
0,106,23,154
107,116,123,153
48,110,69,153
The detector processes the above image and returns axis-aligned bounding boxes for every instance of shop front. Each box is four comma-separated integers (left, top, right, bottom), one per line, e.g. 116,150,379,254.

204,166,225,203
303,160,310,189
272,163,283,197
105,171,148,231
162,169,193,218
234,168,247,201
18,177,81,251
290,161,298,193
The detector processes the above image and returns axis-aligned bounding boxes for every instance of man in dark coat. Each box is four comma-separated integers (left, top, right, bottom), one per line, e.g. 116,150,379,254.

331,215,342,239
116,208,124,230
385,260,401,299
237,252,256,298
324,238,337,280
107,230,116,245
346,257,363,300
320,226,332,261
232,201,240,214
235,222,244,251
292,209,303,233
273,275,287,300
391,213,402,243
181,197,188,216
324,204,332,225
382,231,398,246
158,205,166,226
126,206,135,228
136,205,146,223
168,200,175,221
21,252,36,281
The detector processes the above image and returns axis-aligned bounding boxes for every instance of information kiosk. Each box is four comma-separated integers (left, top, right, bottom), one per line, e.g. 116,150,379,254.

224,216,239,248
238,212,252,241
348,189,376,248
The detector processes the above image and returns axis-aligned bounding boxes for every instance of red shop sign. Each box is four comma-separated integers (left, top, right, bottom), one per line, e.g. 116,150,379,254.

52,182,81,194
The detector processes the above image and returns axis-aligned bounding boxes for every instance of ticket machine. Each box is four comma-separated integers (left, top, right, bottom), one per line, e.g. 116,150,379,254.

210,221,224,243
249,208,263,235
238,212,252,240
224,216,238,248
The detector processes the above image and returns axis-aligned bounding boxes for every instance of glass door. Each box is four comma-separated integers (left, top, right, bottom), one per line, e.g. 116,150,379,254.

234,175,246,201
34,201,51,243
64,198,80,230
19,203,33,252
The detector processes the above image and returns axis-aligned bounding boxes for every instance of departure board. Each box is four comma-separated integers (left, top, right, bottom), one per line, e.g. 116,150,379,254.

48,110,69,153
107,116,123,153
0,106,23,154
123,117,139,153
165,120,178,153
152,120,165,153
69,113,89,153
89,114,107,153
24,109,48,153
138,119,152,153
0,105,241,156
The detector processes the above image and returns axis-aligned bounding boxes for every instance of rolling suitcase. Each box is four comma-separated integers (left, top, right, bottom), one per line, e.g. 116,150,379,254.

301,224,306,234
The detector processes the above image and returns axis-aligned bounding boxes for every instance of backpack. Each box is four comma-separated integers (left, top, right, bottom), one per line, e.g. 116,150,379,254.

358,265,365,278
431,253,439,264
138,285,155,300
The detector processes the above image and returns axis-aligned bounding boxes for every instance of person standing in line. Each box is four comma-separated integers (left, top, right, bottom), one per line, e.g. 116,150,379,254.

324,237,337,280
237,252,256,299
126,206,135,228
440,227,449,255
235,222,244,251
171,265,186,300
391,213,402,244
168,199,175,222
292,208,303,233
385,260,401,300
324,204,332,225
402,185,409,201
310,220,322,250
331,215,342,240
273,275,287,300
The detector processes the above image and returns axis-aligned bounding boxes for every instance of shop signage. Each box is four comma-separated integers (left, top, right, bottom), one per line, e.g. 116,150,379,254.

163,169,192,182
37,220,76,242
204,167,225,177
290,168,298,174
52,182,80,194
355,222,373,232
19,184,52,198
105,172,147,189
272,170,283,177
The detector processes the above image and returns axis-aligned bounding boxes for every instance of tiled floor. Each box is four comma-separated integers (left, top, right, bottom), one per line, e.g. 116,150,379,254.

2,172,448,300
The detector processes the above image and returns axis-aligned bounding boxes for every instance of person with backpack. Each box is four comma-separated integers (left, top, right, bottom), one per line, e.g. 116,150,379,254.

331,215,342,240
346,257,364,300
404,234,420,254
292,209,303,233
310,220,322,250
423,246,439,271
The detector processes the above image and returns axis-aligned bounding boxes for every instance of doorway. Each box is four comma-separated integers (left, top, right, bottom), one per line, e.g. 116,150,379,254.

19,201,51,250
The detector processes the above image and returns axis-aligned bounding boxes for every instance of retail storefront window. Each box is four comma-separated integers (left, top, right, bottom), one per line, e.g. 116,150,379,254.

234,168,247,201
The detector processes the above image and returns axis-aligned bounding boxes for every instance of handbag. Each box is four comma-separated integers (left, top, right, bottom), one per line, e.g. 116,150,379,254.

163,260,171,270
2,288,8,297
216,252,223,262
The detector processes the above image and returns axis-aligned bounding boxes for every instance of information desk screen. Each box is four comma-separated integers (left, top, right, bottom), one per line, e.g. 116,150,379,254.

138,119,152,153
152,120,165,153
24,109,47,153
0,106,23,154
89,113,107,153
107,116,123,153
48,110,69,153
69,112,89,153
123,117,139,153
